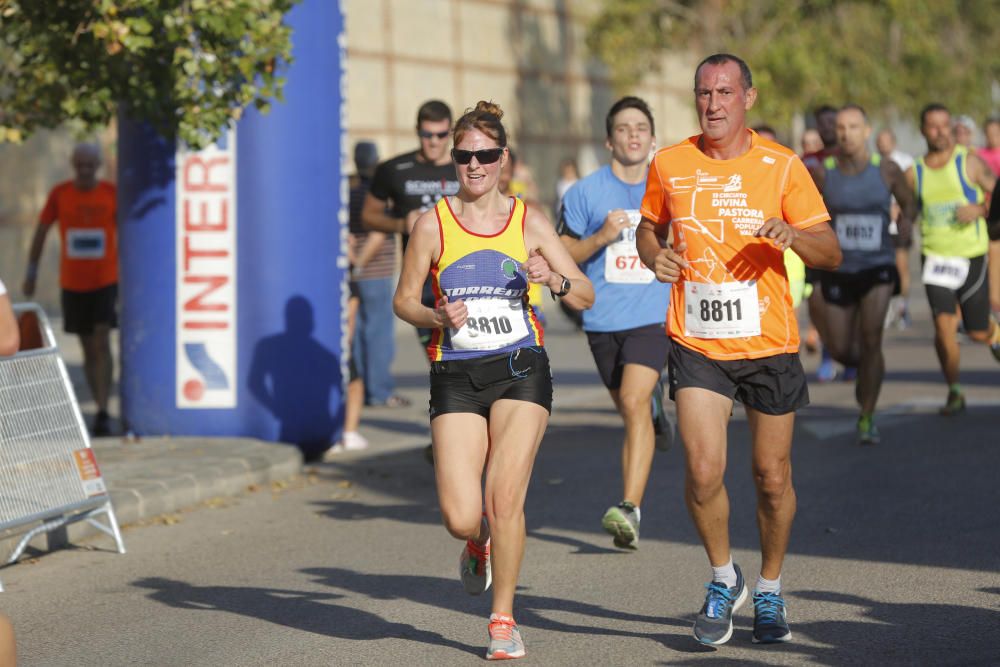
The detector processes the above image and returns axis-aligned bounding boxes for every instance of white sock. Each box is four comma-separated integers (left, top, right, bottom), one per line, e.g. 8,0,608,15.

711,558,738,588
756,574,781,594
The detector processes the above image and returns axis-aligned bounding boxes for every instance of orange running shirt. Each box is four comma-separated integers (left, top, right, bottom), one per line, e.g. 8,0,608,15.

641,131,829,360
39,181,118,292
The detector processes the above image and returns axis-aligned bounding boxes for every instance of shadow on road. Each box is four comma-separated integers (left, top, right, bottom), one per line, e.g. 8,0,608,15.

315,405,1000,574
786,589,1000,664
301,567,697,646
131,576,478,657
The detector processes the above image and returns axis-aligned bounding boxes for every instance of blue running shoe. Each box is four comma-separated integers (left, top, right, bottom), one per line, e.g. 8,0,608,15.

752,591,792,644
693,563,747,645
816,356,836,383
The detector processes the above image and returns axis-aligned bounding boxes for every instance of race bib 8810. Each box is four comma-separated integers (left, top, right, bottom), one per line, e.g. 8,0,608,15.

449,297,529,351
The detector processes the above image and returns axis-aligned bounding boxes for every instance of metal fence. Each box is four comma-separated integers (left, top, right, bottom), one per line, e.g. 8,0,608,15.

0,304,124,590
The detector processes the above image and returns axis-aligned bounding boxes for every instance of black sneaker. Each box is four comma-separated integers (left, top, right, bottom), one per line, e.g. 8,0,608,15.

651,378,673,452
939,391,966,416
693,563,747,645
92,411,112,437
752,591,792,644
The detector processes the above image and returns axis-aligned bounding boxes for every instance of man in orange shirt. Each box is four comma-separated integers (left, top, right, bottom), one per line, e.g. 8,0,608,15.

637,53,841,647
23,143,119,436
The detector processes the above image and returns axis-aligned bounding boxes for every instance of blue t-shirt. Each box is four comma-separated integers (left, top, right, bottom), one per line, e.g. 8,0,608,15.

560,165,671,332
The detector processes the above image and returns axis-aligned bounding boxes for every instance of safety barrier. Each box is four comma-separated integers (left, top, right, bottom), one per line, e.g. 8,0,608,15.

0,304,124,591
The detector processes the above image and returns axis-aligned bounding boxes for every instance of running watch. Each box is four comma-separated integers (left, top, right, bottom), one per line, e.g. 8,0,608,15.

551,273,571,298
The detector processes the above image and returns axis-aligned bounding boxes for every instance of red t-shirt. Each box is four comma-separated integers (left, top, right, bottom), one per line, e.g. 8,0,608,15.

39,181,118,291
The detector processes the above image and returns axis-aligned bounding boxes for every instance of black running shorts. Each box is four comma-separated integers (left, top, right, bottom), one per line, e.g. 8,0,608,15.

820,264,898,306
922,254,990,332
428,347,552,419
668,342,809,415
61,284,118,335
585,323,670,390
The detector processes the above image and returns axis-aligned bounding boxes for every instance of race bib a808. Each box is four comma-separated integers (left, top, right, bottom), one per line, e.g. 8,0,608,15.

922,254,970,290
684,280,761,339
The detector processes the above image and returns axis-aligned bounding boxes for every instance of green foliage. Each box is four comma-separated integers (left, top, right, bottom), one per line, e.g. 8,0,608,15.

587,0,1000,129
0,0,299,148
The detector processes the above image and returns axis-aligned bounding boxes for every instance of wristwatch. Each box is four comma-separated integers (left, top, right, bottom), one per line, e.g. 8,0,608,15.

551,273,571,298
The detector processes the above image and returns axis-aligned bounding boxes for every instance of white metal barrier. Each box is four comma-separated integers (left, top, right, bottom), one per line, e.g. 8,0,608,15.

0,303,124,590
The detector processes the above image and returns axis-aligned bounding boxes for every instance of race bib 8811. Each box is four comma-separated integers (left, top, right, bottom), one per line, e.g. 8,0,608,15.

684,280,761,339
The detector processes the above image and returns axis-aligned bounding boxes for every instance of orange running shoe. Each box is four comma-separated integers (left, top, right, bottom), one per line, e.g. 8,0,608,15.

459,538,491,595
486,614,525,660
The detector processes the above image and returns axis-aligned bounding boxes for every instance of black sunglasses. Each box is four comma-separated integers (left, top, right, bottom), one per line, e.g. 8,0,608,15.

418,129,450,139
452,148,504,165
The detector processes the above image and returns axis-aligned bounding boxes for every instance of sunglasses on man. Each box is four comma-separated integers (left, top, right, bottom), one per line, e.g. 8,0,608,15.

451,148,505,165
418,129,450,140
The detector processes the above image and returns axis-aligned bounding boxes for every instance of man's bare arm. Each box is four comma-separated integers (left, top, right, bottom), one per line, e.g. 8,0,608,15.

361,193,405,234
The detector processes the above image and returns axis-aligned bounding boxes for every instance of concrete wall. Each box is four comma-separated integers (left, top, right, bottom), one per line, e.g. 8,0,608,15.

344,0,699,211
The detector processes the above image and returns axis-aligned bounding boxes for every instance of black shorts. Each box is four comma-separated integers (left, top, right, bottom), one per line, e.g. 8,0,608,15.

820,264,898,306
667,342,809,415
804,267,825,286
586,323,670,389
923,254,990,332
428,347,552,419
61,284,118,335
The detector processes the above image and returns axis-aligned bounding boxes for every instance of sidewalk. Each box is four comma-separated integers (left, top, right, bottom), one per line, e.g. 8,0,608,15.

3,317,305,557
1,436,303,558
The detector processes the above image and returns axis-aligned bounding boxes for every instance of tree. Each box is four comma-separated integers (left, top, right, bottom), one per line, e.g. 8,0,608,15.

587,0,1000,129
0,0,298,148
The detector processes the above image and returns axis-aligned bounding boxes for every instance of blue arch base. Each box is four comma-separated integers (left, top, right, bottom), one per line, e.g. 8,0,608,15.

117,0,346,460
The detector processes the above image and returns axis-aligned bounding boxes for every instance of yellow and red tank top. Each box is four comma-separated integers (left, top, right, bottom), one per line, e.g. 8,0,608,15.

427,196,545,361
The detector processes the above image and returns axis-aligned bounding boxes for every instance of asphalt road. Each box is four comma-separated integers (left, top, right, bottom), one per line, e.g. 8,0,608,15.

3,298,999,666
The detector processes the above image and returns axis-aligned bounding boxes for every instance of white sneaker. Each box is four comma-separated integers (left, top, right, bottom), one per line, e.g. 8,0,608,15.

342,431,368,451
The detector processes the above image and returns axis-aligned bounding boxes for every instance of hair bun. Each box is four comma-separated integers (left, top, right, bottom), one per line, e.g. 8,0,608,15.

474,100,504,120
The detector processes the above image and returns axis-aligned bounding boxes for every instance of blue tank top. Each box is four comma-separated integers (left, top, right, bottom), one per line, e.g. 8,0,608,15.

427,197,544,361
823,154,894,273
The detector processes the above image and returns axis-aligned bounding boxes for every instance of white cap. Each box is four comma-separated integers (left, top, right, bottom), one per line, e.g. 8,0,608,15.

0,278,7,296
955,115,977,131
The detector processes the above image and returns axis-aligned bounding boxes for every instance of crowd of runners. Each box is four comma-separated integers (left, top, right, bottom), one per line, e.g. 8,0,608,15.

353,52,1000,659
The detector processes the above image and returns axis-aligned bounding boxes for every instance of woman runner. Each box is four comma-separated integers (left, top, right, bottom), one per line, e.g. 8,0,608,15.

393,101,593,660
